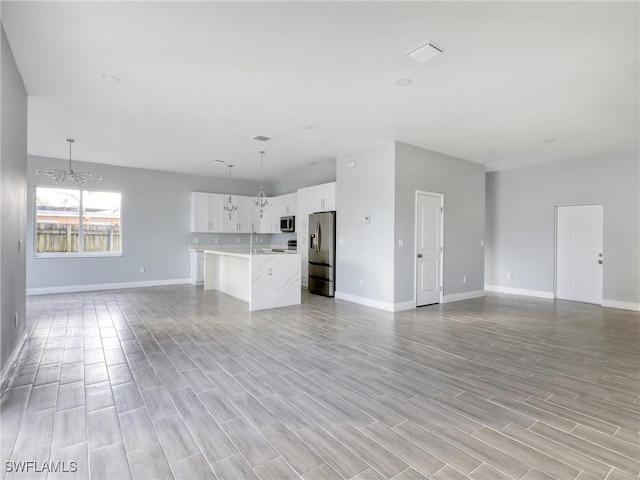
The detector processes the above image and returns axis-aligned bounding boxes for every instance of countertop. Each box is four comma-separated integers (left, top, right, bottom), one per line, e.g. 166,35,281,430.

203,248,299,258
189,244,297,254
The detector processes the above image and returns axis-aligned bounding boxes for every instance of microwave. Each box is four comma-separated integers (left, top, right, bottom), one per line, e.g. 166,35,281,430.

280,216,295,232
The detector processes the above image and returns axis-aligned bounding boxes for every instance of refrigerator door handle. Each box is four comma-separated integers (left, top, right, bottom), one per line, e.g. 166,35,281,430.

316,222,321,254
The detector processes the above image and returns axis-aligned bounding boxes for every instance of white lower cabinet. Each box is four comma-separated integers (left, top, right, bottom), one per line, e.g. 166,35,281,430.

190,251,204,285
297,233,308,288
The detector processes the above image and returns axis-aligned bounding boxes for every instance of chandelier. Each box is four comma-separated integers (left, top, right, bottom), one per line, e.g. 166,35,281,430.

253,150,270,218
36,138,101,185
223,164,237,220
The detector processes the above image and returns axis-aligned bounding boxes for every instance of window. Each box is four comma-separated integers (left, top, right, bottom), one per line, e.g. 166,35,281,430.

35,187,121,256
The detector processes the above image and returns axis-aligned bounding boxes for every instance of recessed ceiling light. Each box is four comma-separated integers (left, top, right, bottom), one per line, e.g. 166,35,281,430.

302,125,314,130
543,138,557,143
101,74,120,83
407,42,444,64
396,78,412,86
253,135,271,142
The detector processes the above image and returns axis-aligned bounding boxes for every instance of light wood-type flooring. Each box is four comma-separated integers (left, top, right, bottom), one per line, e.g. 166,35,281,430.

1,287,639,479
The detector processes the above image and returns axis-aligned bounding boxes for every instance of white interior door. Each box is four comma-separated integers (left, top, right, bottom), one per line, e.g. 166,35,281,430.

416,192,443,306
556,204,603,304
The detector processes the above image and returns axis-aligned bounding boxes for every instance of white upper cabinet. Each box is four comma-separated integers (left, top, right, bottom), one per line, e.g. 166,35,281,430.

258,207,271,233
296,188,311,233
222,195,254,233
279,193,297,217
190,192,224,232
296,182,335,233
222,195,238,232
248,198,261,233
316,182,335,211
191,190,305,233
191,192,209,232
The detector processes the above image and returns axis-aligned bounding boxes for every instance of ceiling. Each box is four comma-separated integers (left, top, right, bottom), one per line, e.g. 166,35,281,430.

3,1,638,181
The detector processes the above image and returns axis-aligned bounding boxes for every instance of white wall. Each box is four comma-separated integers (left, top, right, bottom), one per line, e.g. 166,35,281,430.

394,142,486,303
1,25,28,373
27,156,264,292
269,157,336,196
485,152,640,308
336,142,396,305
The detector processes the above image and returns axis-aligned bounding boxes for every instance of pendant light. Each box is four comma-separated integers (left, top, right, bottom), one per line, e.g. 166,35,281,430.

223,164,237,220
253,150,270,218
36,138,101,185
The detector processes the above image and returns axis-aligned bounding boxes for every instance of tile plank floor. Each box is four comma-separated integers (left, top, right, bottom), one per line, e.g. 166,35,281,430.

1,287,639,479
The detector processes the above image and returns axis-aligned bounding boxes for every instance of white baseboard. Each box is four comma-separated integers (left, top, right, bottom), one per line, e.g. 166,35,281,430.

602,299,640,312
443,290,486,303
27,278,191,296
335,292,415,312
485,285,555,299
0,329,28,395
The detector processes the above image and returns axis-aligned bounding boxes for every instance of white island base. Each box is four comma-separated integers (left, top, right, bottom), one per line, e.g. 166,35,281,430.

203,250,301,311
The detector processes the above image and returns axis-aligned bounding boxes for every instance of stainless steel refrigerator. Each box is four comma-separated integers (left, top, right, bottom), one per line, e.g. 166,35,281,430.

308,211,336,297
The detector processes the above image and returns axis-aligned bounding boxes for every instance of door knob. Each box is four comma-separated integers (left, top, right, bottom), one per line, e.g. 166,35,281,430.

598,260,603,264
417,254,423,258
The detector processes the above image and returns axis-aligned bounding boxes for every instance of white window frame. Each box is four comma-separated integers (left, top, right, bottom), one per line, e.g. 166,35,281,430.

33,185,123,258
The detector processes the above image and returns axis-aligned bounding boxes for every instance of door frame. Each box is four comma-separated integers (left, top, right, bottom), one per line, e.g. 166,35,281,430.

554,203,604,303
415,190,444,306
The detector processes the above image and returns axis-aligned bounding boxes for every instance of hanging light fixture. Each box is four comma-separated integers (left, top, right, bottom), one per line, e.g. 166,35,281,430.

223,164,237,220
253,150,270,218
36,138,101,185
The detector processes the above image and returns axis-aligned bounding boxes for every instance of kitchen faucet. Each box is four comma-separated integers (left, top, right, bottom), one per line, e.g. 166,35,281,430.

250,231,258,254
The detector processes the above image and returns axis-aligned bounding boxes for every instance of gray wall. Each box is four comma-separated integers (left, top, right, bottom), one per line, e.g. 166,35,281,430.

394,142,486,302
28,156,263,290
336,142,396,303
485,152,640,303
1,26,28,371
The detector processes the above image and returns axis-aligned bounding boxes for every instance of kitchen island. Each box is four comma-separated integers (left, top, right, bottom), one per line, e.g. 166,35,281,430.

203,249,301,311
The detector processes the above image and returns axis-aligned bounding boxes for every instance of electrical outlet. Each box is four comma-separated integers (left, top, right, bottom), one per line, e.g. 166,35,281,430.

236,238,240,243
359,279,364,287
140,267,145,274
398,238,404,247
268,268,272,275
214,237,219,243
463,276,467,284
507,272,513,280
195,237,199,244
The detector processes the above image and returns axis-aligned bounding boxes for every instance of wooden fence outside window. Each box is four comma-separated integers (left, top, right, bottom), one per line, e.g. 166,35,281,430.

36,223,121,253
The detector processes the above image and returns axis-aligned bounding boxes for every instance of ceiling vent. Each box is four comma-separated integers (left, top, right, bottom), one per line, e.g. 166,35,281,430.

407,42,444,64
253,135,271,142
